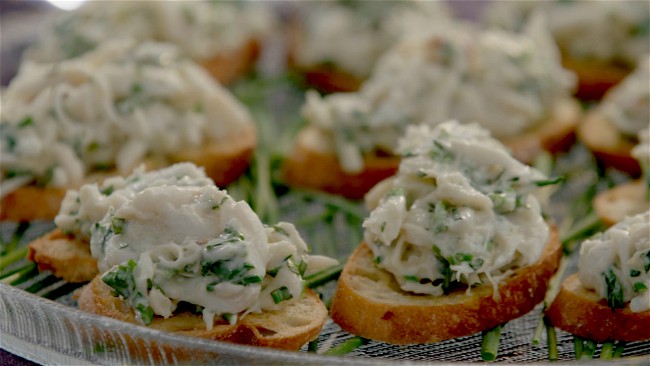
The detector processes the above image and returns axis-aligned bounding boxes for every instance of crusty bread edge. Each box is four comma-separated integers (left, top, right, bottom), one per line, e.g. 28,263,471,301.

78,275,328,351
593,180,648,227
546,273,650,342
27,229,98,283
330,226,562,344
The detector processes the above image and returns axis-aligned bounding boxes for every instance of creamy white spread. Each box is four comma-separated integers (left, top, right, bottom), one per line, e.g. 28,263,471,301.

301,16,575,173
293,0,450,78
484,0,650,67
363,121,551,296
24,1,275,62
0,39,253,196
60,163,336,328
600,56,650,137
578,211,650,313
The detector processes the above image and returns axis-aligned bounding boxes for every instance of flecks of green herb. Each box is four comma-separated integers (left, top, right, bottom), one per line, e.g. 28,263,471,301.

102,259,137,299
303,263,344,289
100,185,114,196
533,176,565,187
323,337,369,355
136,303,154,325
633,282,648,293
111,217,126,235
270,286,293,304
18,116,33,128
603,268,624,310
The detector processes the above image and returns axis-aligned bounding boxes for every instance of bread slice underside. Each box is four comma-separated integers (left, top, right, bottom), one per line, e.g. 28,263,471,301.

593,180,648,227
546,273,650,342
330,227,562,345
562,56,631,101
199,38,260,87
78,275,328,351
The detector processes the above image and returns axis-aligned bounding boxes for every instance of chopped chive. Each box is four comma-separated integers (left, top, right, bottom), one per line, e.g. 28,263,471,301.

581,339,596,359
600,341,614,359
270,286,293,304
307,339,318,353
323,337,368,355
573,336,584,359
544,317,557,361
303,263,344,289
481,324,502,361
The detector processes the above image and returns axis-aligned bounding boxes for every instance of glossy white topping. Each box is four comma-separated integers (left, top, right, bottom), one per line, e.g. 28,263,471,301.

363,121,551,296
579,211,650,312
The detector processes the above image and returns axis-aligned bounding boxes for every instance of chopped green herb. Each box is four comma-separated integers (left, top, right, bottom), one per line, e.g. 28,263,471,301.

533,176,564,187
603,268,624,310
270,286,293,304
100,185,114,196
111,217,126,235
272,225,289,236
404,275,419,282
18,116,33,128
241,275,262,285
630,269,641,277
136,303,154,325
102,259,137,299
633,282,647,293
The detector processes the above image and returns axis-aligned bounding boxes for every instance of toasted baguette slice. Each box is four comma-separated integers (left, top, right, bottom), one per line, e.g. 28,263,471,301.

0,125,256,222
199,39,260,86
577,110,641,176
330,227,561,344
282,126,400,200
562,56,630,101
78,275,328,351
593,180,648,227
285,16,363,93
546,273,650,342
27,229,97,283
503,98,581,164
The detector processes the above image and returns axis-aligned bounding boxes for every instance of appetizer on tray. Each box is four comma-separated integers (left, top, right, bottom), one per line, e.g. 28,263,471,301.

287,0,451,93
284,16,580,199
483,0,650,100
23,0,276,85
330,121,562,344
578,55,649,176
546,211,650,344
1,40,256,221
593,128,649,226
29,162,334,350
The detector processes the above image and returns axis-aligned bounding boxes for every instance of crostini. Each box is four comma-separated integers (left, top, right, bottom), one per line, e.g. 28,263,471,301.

330,121,563,344
22,1,275,85
286,0,451,93
546,211,650,343
0,40,256,221
577,56,649,176
483,1,649,100
284,16,580,198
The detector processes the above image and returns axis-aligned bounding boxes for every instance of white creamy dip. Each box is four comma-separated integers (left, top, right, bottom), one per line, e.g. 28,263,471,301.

363,121,552,296
24,0,275,62
0,39,253,196
600,56,650,137
578,211,650,313
293,0,450,78
484,0,650,67
301,15,574,173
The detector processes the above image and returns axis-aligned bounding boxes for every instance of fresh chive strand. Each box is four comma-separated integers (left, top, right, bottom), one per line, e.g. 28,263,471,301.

0,246,28,271
481,324,503,361
0,261,36,281
573,336,584,359
612,341,626,358
303,263,344,289
544,317,558,361
307,339,318,353
24,275,61,293
323,336,368,355
600,341,614,359
532,317,544,346
560,211,603,253
581,339,596,359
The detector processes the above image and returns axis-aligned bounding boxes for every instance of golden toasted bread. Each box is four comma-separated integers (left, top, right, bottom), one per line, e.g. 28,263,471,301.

78,275,328,350
329,227,562,345
546,273,650,342
200,39,261,86
1,124,256,222
282,127,400,200
562,56,631,101
593,180,648,227
27,229,97,283
577,110,641,176
503,98,581,164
